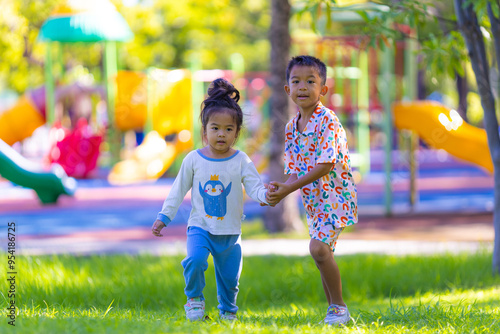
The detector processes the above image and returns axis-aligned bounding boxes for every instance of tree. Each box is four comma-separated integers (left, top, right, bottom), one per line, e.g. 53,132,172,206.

454,0,500,274
264,0,304,233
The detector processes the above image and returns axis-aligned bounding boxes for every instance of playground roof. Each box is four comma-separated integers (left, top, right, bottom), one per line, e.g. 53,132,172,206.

38,0,133,43
329,1,390,22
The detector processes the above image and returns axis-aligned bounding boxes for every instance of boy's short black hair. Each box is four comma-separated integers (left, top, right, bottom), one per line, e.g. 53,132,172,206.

286,55,327,85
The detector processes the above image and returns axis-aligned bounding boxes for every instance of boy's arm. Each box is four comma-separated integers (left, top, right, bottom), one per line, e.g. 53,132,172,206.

267,163,333,204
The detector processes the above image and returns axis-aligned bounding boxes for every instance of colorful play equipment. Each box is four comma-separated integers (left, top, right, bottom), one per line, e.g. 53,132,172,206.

0,86,78,203
0,0,132,201
295,1,431,214
0,138,76,204
312,1,492,214
108,69,193,184
393,101,493,173
294,19,387,181
38,0,133,165
0,83,105,178
0,87,46,146
47,119,104,179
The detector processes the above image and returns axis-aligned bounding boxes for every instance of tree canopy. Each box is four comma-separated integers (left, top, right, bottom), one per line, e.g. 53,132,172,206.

0,0,271,94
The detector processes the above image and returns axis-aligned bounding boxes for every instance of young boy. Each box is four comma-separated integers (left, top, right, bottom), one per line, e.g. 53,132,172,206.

267,55,357,326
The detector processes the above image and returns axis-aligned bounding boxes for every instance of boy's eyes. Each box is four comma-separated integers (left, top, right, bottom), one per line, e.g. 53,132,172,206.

291,80,316,84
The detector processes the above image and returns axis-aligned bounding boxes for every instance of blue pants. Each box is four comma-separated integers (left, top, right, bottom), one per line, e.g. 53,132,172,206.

182,226,242,314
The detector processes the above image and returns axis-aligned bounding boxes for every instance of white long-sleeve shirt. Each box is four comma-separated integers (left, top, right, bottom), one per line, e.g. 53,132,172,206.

156,149,268,235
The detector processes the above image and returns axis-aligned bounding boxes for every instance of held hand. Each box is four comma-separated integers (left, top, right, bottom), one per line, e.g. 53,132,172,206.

152,219,166,237
264,183,277,193
266,181,291,205
261,183,278,206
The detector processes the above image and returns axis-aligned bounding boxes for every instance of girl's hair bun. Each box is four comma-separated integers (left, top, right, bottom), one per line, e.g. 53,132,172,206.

207,78,240,103
200,78,243,139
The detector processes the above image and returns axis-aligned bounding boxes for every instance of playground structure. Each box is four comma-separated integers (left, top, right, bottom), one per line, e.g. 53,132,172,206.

0,138,76,204
108,69,193,184
0,69,194,179
0,0,494,212
293,1,493,214
393,101,493,173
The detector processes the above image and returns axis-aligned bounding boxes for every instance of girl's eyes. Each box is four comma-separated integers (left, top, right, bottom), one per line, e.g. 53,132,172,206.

211,127,233,132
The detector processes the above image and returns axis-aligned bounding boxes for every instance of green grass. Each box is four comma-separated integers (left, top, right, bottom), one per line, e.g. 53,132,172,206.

1,251,499,333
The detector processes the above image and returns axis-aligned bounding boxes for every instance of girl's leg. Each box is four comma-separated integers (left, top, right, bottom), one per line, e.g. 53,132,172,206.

182,227,211,300
212,235,242,314
309,238,345,306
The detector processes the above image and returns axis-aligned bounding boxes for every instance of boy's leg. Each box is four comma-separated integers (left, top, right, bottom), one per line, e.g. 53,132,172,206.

182,226,211,300
320,275,332,306
309,238,345,306
212,235,242,314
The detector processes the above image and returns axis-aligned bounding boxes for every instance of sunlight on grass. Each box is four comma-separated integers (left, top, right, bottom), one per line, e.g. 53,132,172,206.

1,252,499,333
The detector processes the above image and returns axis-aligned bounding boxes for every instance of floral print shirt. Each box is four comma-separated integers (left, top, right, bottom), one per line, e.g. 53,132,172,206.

284,102,358,228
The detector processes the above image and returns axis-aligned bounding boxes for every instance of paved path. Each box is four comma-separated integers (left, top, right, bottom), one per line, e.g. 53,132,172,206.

0,149,495,257
11,212,494,256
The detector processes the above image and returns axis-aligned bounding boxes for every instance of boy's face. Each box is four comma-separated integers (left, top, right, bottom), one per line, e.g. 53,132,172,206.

284,65,328,114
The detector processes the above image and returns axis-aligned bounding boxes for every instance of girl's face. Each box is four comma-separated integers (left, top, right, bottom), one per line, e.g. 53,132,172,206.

203,110,239,157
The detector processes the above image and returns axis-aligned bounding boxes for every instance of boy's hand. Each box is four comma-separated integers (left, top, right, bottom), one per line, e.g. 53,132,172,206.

152,219,166,237
266,181,291,205
261,183,278,206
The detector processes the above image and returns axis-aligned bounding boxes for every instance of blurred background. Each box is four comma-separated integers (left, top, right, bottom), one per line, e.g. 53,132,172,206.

0,0,495,255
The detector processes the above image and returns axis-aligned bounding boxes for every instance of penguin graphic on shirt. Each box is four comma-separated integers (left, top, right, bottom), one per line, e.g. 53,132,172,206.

199,175,232,220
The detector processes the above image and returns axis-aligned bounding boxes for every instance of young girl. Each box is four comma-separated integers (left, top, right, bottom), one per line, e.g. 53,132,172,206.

152,78,270,321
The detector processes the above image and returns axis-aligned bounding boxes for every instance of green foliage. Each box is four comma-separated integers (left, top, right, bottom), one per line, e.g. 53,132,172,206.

0,0,62,92
1,252,499,333
421,31,468,78
294,0,481,91
0,0,270,94
107,0,270,73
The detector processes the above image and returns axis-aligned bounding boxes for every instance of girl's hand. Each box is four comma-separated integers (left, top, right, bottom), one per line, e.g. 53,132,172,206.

152,219,166,237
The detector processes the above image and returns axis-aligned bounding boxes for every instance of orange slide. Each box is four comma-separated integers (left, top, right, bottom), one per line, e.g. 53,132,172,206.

393,101,493,173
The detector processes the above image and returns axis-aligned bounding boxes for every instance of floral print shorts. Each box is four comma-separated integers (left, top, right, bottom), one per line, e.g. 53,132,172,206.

309,221,344,252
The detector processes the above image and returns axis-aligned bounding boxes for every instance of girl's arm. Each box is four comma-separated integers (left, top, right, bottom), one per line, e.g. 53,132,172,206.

156,155,194,226
267,163,333,204
241,159,269,205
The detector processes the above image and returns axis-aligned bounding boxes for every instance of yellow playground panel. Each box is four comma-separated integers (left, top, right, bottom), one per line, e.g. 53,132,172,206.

150,69,192,144
393,101,493,173
109,69,193,184
114,70,148,131
0,95,45,146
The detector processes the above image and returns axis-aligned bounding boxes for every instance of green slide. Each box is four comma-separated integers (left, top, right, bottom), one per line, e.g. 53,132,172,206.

0,139,77,204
